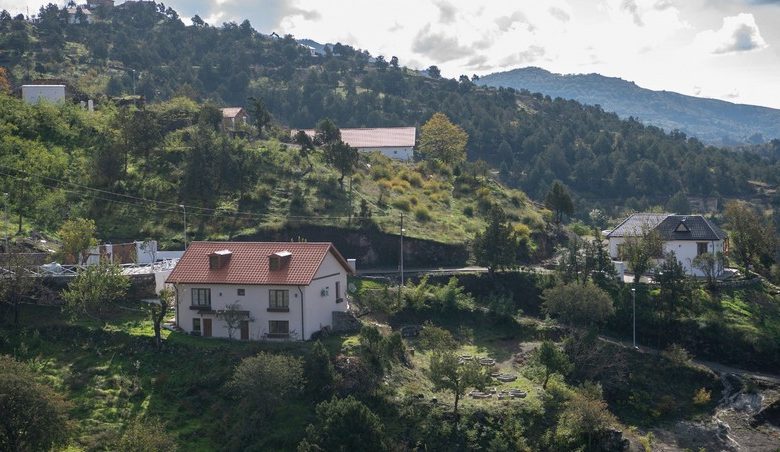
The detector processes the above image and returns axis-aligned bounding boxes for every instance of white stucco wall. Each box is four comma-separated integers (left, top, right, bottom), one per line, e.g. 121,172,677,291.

662,240,724,277
608,237,724,277
22,85,65,104
358,146,414,161
174,251,349,340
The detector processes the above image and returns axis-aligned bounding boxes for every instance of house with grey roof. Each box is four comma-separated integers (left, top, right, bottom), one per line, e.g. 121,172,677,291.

606,213,728,278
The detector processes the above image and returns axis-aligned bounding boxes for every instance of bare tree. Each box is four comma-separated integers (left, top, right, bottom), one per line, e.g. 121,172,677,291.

218,302,249,340
622,228,663,285
147,287,173,349
692,252,723,287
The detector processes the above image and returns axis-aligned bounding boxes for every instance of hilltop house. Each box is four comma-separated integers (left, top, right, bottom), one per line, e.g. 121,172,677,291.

606,213,728,277
221,107,249,135
292,127,417,160
166,242,353,341
66,7,93,24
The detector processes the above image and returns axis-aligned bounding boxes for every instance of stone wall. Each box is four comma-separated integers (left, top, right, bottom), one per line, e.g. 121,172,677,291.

235,224,470,268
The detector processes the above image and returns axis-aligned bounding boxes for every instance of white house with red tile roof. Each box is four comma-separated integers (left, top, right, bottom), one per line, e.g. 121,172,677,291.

293,127,416,160
166,242,353,341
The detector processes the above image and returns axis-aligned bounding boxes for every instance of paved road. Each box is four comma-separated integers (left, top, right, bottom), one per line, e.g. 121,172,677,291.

357,265,553,277
599,335,780,385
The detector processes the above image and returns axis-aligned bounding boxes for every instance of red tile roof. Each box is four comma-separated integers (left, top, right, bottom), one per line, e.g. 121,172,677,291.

292,127,416,148
166,242,352,286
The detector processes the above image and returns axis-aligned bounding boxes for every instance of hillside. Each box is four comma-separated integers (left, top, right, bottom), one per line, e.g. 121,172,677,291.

478,67,780,146
0,94,545,265
1,2,779,218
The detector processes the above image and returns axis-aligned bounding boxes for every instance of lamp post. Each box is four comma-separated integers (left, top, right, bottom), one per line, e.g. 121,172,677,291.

631,287,637,349
179,204,187,250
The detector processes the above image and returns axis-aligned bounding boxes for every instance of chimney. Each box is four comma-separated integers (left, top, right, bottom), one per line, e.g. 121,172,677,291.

209,249,232,269
269,250,292,270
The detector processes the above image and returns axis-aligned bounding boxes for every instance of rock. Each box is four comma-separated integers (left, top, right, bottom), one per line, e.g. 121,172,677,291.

752,399,780,428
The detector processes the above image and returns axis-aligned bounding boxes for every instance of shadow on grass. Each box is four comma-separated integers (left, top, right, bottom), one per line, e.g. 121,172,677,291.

389,307,543,362
600,342,721,428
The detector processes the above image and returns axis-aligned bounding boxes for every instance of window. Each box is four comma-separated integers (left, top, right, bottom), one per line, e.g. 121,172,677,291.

268,289,289,311
268,320,289,337
335,281,341,299
192,318,201,334
192,288,211,307
697,242,709,256
237,288,245,296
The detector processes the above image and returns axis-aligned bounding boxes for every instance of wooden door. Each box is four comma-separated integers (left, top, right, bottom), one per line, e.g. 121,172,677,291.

203,318,212,337
240,320,249,340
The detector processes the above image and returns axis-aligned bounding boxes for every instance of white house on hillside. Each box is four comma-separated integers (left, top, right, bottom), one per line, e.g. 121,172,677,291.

166,242,353,341
22,85,66,103
293,127,417,160
606,213,728,277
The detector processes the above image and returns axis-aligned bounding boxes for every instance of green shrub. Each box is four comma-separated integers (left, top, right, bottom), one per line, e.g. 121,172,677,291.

391,198,411,211
414,206,431,222
401,171,424,187
463,206,474,217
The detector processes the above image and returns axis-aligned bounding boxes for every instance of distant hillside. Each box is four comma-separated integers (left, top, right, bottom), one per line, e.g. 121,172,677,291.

478,67,780,146
2,2,779,216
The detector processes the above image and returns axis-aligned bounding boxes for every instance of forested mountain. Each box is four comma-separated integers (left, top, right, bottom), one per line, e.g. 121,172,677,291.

1,2,779,219
478,67,780,147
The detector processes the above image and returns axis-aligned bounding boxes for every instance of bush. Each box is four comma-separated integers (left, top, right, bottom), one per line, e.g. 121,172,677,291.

392,197,411,211
463,205,474,217
417,321,457,351
115,418,178,452
414,206,432,222
692,388,711,406
300,397,388,451
0,356,71,451
401,170,424,187
225,352,304,416
662,343,692,366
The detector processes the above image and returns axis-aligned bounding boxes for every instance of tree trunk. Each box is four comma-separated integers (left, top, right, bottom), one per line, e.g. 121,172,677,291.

543,370,550,389
453,391,460,416
153,321,161,349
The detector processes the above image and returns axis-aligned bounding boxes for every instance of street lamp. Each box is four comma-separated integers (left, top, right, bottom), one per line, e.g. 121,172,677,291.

179,204,187,250
631,287,638,349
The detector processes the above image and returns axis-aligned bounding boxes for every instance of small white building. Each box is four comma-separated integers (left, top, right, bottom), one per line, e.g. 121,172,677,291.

606,213,728,278
292,127,417,160
166,242,353,341
22,85,66,104
66,7,93,24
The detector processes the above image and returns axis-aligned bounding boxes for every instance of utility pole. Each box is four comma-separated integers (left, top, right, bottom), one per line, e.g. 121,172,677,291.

632,287,637,349
179,204,187,250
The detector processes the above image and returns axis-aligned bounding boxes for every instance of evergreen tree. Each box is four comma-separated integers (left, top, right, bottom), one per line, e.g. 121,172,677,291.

472,206,517,275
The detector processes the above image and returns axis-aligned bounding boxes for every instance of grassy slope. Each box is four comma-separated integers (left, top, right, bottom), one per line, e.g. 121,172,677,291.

143,139,546,247
1,296,721,451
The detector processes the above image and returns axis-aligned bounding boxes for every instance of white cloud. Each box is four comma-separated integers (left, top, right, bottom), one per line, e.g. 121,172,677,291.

694,13,768,54
1,0,778,108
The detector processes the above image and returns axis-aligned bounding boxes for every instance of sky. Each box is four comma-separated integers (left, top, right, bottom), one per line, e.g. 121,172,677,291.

3,0,780,108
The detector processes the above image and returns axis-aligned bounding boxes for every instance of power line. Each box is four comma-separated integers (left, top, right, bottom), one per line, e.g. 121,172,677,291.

0,166,389,221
